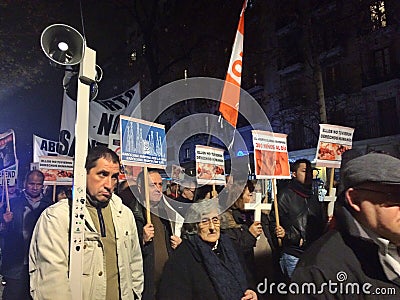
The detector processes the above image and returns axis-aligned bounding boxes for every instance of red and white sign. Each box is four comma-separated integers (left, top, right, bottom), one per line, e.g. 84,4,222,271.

39,156,74,185
195,145,226,185
315,124,354,168
252,130,291,179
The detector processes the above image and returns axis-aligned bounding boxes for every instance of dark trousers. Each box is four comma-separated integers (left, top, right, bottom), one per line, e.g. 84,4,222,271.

2,271,31,300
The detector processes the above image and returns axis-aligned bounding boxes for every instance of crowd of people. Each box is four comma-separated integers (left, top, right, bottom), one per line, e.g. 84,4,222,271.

0,145,398,299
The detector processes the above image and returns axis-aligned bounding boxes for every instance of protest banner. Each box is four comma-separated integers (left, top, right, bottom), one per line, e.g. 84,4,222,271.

120,115,166,223
33,134,59,162
119,115,166,168
0,129,18,172
252,130,290,179
0,166,18,187
171,164,185,182
39,156,74,185
59,81,141,157
252,130,289,246
195,145,226,185
0,130,18,189
315,124,355,216
315,124,355,168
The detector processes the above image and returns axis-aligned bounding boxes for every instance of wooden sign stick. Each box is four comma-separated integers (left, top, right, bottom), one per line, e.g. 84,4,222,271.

4,170,10,212
144,166,151,224
52,184,57,202
272,178,282,246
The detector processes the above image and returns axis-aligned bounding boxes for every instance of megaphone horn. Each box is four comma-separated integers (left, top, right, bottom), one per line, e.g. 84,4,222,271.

40,24,84,66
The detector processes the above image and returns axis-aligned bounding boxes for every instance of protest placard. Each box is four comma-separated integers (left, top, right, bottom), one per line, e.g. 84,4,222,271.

195,145,226,185
252,130,290,179
315,124,354,168
171,164,185,182
39,156,74,185
120,115,166,168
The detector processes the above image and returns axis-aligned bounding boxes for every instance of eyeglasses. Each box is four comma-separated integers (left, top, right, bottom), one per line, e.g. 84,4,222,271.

200,216,220,226
353,187,399,207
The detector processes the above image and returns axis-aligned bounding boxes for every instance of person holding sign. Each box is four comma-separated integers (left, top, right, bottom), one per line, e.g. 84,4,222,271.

29,146,143,300
0,170,52,300
269,159,328,280
125,169,184,300
220,180,266,274
291,152,400,298
158,199,258,300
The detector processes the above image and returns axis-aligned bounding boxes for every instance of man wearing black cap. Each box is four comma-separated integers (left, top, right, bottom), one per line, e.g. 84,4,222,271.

291,152,400,298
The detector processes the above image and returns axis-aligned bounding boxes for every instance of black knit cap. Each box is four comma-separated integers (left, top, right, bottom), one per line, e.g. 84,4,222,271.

339,152,400,194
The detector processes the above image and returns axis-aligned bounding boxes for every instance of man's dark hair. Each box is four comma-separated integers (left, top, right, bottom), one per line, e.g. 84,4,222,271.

290,159,311,173
84,146,120,173
24,169,45,183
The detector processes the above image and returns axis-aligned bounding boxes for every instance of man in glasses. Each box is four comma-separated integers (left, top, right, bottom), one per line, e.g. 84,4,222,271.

291,152,400,298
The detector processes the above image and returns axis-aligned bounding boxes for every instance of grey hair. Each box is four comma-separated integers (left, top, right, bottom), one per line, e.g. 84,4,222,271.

182,198,220,236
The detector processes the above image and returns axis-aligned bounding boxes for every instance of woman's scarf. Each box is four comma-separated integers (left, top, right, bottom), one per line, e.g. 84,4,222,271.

190,233,248,300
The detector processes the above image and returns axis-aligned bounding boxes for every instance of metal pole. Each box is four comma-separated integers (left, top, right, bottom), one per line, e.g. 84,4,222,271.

69,45,96,300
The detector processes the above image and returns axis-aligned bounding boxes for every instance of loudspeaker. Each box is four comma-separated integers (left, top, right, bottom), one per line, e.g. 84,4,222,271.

40,24,84,66
63,71,99,101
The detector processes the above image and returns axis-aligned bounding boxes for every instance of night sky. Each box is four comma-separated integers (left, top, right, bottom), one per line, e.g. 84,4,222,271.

0,0,252,180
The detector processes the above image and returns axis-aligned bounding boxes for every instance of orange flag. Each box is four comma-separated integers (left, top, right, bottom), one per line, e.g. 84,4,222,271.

218,0,247,128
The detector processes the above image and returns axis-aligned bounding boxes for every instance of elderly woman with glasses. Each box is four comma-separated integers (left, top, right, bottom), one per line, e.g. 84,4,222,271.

157,198,258,300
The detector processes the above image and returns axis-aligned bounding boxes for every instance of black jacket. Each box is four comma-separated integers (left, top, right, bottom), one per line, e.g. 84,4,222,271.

220,208,274,274
269,180,327,257
290,204,400,299
119,187,178,300
1,194,52,278
157,234,254,300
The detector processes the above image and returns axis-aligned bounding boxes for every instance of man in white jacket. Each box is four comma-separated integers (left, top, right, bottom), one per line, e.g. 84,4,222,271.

29,146,144,299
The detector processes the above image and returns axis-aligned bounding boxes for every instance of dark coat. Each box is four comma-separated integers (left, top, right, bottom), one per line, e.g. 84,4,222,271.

290,204,400,299
0,194,52,278
269,180,327,257
119,187,178,300
220,208,267,274
157,235,254,300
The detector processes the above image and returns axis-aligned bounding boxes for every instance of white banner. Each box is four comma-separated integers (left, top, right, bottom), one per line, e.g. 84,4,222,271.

195,145,225,185
33,134,59,162
315,124,354,168
39,156,74,185
59,81,141,156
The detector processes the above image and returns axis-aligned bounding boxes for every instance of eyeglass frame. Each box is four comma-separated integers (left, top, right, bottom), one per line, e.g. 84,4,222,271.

199,216,220,226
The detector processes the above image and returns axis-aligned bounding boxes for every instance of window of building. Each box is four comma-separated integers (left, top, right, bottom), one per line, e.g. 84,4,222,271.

370,1,386,31
324,64,342,95
184,148,190,159
374,47,391,77
288,121,305,150
378,98,399,136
